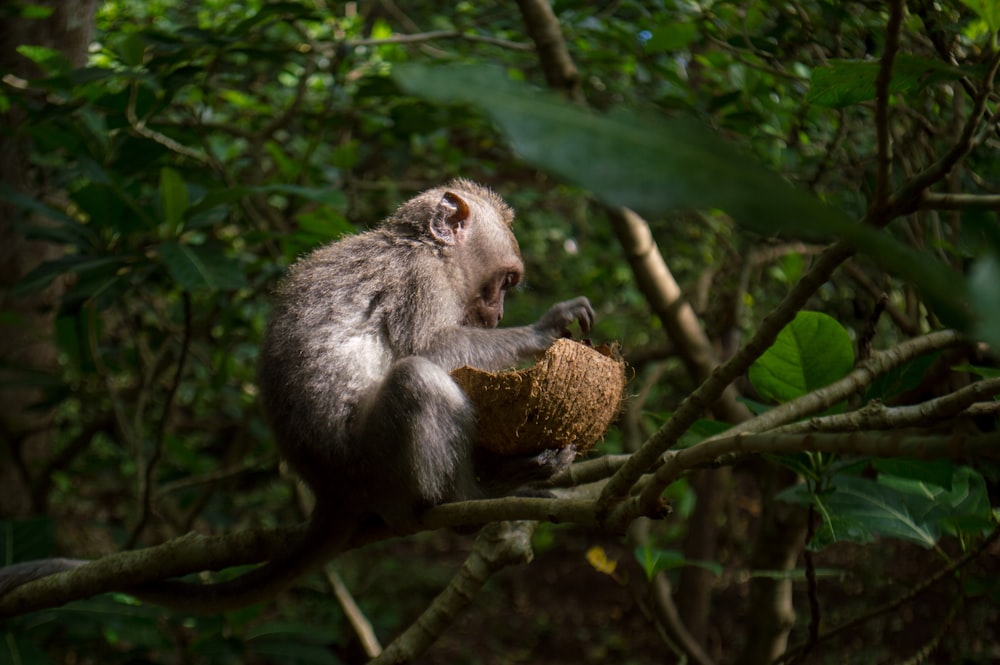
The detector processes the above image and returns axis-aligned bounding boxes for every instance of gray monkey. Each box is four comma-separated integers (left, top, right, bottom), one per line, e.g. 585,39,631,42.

0,180,594,613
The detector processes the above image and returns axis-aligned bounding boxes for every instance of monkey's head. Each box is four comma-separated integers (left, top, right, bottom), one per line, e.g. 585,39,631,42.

388,180,524,329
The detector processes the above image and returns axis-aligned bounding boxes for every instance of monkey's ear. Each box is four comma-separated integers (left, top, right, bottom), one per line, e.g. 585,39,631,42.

430,192,471,245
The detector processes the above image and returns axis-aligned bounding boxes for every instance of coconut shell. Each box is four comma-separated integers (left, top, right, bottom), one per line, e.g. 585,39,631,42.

450,338,626,456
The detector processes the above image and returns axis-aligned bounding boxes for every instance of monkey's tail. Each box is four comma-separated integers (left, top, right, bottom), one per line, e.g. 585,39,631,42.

127,518,357,614
0,517,357,616
0,558,88,597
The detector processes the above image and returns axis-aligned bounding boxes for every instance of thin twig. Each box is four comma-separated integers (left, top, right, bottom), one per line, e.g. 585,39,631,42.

874,0,905,208
920,192,1000,210
345,30,533,51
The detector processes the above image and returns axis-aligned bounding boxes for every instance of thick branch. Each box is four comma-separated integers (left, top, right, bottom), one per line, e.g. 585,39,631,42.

711,330,964,440
514,0,583,101
775,377,1000,433
599,242,854,510
608,206,751,424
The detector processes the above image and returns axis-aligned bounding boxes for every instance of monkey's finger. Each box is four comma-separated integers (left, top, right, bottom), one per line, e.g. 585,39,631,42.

574,297,595,333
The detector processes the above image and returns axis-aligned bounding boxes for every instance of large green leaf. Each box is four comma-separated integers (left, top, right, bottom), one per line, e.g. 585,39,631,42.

783,466,993,550
749,311,855,403
392,63,974,332
158,241,247,291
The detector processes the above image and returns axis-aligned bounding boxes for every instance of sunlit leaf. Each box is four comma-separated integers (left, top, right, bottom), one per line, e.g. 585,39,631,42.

749,311,855,403
961,0,1000,32
586,546,618,576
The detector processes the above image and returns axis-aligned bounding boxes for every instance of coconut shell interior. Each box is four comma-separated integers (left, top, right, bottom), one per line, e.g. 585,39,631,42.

450,338,626,456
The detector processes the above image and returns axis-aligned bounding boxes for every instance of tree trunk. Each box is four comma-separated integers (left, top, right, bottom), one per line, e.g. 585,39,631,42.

0,0,98,518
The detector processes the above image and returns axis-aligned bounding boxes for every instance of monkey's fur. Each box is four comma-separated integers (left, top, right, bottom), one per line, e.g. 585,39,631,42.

0,180,594,613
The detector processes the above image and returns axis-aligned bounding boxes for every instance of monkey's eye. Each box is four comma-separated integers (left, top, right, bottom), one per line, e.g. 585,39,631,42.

504,272,521,289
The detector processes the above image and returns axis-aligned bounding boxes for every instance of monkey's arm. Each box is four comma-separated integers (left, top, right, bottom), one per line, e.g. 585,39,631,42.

421,296,595,371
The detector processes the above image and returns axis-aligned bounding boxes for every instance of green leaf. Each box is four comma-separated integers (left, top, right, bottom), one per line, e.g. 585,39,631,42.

808,56,970,109
114,33,146,67
749,311,855,403
13,256,124,297
158,241,247,291
15,44,70,73
634,546,722,582
261,184,347,207
961,0,1000,32
645,22,699,53
872,458,954,491
18,4,55,18
159,167,190,232
813,474,944,548
392,63,975,332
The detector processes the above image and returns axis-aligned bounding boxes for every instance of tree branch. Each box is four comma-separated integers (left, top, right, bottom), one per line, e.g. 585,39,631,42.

873,0,905,208
371,521,537,664
919,192,1000,210
649,430,1000,500
345,30,533,51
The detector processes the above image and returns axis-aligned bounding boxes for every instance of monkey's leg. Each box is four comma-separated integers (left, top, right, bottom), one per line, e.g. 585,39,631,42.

355,356,479,527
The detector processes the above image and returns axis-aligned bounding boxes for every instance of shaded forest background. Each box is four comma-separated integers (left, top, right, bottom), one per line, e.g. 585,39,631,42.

1,1,999,664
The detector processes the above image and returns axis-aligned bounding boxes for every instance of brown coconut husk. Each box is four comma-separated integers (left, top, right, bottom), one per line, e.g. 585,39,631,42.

450,338,626,456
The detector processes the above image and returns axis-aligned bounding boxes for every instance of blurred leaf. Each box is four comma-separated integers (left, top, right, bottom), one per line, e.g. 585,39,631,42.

645,22,698,53
969,254,1000,349
15,44,70,73
586,546,618,575
749,311,854,403
262,184,347,208
158,241,247,291
114,32,146,66
953,363,1000,379
0,183,98,250
808,56,970,109
14,256,124,297
17,4,55,18
634,546,722,582
393,63,975,331
961,0,1000,32
159,167,189,232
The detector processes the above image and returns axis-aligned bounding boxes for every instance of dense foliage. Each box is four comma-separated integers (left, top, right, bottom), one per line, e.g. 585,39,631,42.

1,1,998,664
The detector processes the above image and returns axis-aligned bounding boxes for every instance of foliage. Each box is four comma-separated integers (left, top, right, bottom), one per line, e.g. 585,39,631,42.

0,0,999,664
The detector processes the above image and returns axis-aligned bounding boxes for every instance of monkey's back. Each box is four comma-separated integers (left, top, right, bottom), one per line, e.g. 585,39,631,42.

257,230,463,498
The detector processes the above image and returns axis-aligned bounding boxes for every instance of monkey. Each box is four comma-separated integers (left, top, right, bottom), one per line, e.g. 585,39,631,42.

0,180,594,614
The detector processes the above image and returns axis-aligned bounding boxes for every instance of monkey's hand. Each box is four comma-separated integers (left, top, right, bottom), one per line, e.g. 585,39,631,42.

534,296,594,340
